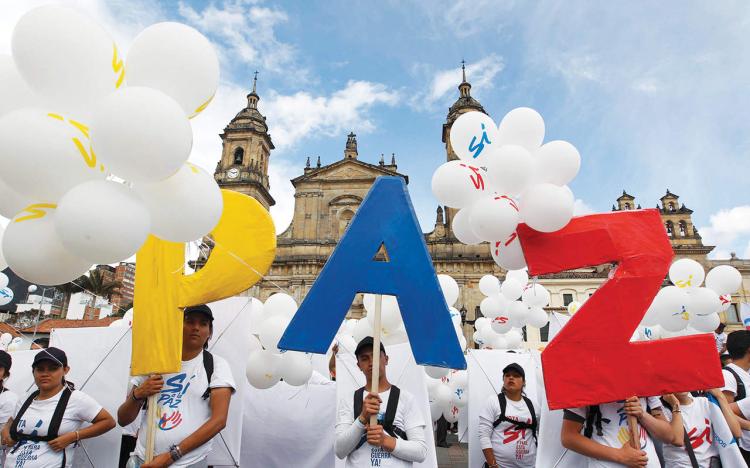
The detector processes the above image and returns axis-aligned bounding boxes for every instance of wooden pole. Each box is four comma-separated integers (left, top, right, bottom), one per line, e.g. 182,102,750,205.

145,393,158,462
628,413,639,449
369,294,383,427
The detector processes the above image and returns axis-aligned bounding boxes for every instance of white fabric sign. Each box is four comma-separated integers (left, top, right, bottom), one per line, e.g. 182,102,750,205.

466,350,540,468
241,372,336,468
335,342,437,468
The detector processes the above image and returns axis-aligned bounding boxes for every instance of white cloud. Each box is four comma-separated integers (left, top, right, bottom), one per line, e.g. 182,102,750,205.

573,198,595,216
698,205,750,258
411,54,504,111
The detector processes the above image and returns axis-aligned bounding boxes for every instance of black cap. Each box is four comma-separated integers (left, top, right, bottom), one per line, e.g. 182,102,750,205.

727,330,750,359
503,362,525,379
184,304,214,321
0,350,11,372
32,347,67,368
354,336,386,357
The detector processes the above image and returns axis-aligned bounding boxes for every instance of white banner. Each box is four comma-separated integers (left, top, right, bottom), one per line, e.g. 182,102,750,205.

335,342,438,468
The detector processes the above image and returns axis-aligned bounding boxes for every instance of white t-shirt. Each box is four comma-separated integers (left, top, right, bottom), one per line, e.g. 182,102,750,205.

336,387,425,467
565,398,661,468
477,393,539,468
4,388,102,468
721,362,750,450
0,388,19,463
131,352,235,467
661,397,718,468
715,332,728,353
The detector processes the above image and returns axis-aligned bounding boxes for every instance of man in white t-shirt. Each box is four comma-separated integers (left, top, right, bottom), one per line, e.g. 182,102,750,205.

715,323,728,354
335,337,427,467
721,329,750,464
117,304,236,468
478,362,539,468
561,396,673,467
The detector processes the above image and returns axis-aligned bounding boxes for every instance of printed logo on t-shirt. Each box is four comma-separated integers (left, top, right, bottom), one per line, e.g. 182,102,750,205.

11,419,46,467
371,446,390,466
157,372,195,431
615,404,647,449
688,418,712,449
501,414,532,461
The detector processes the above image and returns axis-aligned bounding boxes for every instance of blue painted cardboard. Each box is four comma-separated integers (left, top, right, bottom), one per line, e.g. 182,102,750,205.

278,176,466,369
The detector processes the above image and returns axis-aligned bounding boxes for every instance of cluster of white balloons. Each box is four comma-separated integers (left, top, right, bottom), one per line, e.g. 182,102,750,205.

108,308,134,328
0,334,23,352
432,108,582,271
0,6,223,285
0,272,13,307
473,269,551,349
246,294,315,390
424,369,467,424
638,260,742,338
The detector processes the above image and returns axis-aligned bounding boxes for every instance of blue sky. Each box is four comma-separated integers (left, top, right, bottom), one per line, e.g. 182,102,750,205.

2,0,749,258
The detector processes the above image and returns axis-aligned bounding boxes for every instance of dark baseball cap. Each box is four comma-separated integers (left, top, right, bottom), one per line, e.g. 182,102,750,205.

184,304,214,321
32,347,67,368
503,362,525,378
0,350,11,372
354,336,386,357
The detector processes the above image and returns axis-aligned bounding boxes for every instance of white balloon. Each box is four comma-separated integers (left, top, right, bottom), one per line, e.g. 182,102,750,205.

258,315,291,352
337,334,357,354
449,307,462,329
12,6,121,118
91,87,192,183
505,329,523,349
705,265,742,296
431,160,491,208
0,272,8,289
469,195,520,242
352,318,373,343
458,334,467,351
263,293,297,319
490,315,513,334
0,55,41,118
248,297,266,334
438,274,460,307
472,330,487,347
484,145,535,196
567,301,582,315
479,275,501,297
449,111,500,163
444,404,460,423
451,206,482,245
248,334,263,354
0,333,11,345
480,296,504,320
638,325,662,341
279,351,313,386
497,107,545,151
535,140,581,186
690,313,721,333
0,287,13,306
3,205,91,285
526,307,549,328
474,317,491,333
108,319,126,328
449,371,468,407
491,232,527,271
55,180,150,264
506,269,529,287
430,401,443,422
520,183,575,233
126,23,219,118
343,319,358,335
135,163,223,242
0,227,7,271
507,301,529,328
669,259,705,289
0,108,105,201
719,295,732,313
0,177,31,220
246,349,281,389
489,333,508,349
382,324,409,346
653,286,690,332
688,287,721,317
501,278,524,301
522,284,550,308
425,365,450,380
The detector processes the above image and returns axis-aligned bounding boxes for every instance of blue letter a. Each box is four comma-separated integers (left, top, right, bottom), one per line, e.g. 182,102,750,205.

278,177,465,369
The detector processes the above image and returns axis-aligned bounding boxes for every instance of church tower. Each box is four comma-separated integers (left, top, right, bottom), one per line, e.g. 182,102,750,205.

441,61,488,163
214,72,275,210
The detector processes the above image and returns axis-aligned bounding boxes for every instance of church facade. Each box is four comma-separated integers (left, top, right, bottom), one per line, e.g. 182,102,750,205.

215,72,750,343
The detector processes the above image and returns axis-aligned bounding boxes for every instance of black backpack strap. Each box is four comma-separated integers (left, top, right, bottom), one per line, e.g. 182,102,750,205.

10,390,40,441
201,350,214,400
522,396,538,441
583,405,602,438
382,386,407,440
492,393,508,429
682,427,700,468
353,386,366,424
47,387,72,440
724,366,746,400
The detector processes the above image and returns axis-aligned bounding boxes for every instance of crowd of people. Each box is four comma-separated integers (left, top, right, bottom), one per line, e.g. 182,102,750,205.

0,308,747,467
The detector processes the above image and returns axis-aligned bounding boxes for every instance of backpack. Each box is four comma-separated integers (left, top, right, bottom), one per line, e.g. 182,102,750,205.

143,350,214,410
9,387,73,468
492,393,538,442
660,397,699,468
723,366,746,401
352,385,408,450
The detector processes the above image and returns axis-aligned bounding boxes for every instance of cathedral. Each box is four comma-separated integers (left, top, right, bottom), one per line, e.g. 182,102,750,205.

214,69,750,344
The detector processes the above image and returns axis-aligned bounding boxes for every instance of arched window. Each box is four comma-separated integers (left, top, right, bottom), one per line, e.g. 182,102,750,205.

233,147,244,165
624,203,631,210
666,221,674,238
679,220,688,237
668,202,675,212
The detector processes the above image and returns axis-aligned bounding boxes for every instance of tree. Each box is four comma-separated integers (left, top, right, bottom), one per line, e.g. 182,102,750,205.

75,269,122,319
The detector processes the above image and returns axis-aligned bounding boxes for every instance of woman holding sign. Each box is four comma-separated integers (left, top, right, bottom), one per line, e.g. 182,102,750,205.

0,350,18,464
477,362,539,468
0,347,116,468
